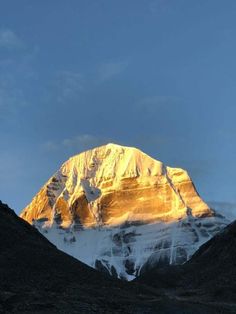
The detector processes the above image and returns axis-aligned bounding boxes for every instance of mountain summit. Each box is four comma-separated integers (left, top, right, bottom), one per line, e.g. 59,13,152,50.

20,143,227,280
21,143,212,225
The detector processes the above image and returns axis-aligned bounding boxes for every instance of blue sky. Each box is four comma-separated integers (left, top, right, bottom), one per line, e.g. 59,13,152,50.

0,0,236,213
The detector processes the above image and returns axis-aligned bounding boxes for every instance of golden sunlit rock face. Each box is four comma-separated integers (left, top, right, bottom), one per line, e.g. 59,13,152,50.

20,143,212,228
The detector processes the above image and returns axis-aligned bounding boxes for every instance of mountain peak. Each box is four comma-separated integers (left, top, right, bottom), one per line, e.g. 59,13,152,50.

21,145,211,227
20,145,227,280
65,142,164,182
69,142,150,162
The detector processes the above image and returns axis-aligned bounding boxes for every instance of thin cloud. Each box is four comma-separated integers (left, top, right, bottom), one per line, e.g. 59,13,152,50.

43,141,59,152
53,71,84,102
0,75,28,119
0,31,36,121
0,152,26,187
0,29,24,50
149,0,171,15
98,60,128,81
136,95,182,115
43,134,113,154
63,134,104,148
0,88,26,113
208,201,236,221
138,95,181,106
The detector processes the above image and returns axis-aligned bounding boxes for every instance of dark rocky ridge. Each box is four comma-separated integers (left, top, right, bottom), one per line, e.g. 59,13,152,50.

0,200,235,313
137,220,236,303
0,201,146,313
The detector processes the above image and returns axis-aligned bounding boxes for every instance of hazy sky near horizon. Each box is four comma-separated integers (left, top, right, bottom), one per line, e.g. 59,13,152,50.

0,0,236,214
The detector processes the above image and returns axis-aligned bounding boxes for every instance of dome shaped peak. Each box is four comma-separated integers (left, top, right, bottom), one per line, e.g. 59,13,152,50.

73,142,142,155
98,142,144,153
94,143,151,159
101,142,134,149
64,142,162,179
68,143,155,165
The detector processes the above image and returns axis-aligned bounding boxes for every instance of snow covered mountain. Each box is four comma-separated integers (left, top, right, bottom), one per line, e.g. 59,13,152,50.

20,143,228,280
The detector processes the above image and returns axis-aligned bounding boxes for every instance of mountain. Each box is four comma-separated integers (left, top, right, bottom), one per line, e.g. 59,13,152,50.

1,200,234,314
20,143,228,280
137,219,236,305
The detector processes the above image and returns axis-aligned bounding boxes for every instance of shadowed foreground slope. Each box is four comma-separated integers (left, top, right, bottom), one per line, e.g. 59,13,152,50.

0,200,235,314
137,220,236,305
0,201,147,313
